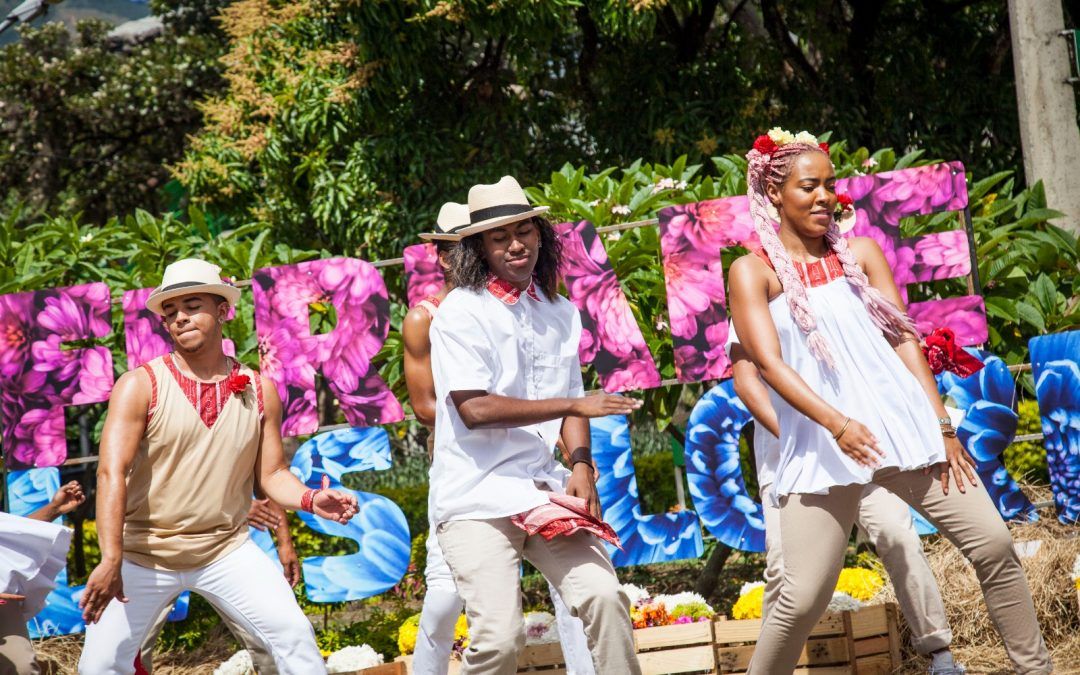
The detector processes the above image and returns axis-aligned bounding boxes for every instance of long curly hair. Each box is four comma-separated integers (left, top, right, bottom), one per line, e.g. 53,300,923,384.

451,217,563,299
745,140,917,369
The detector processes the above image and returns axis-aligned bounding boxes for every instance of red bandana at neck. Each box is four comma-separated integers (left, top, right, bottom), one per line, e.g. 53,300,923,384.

486,274,541,304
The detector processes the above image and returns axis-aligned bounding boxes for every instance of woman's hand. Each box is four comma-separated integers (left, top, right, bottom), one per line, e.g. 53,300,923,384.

833,417,885,469
937,435,978,495
50,481,86,516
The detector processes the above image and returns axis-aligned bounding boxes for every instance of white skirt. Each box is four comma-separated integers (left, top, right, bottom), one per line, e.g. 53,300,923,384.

0,512,72,619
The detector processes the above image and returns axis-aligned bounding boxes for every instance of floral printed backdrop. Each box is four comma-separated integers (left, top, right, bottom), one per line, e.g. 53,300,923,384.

1030,330,1080,525
591,414,703,565
0,284,114,469
558,221,662,392
937,349,1037,525
684,381,766,552
252,258,404,436
289,427,412,601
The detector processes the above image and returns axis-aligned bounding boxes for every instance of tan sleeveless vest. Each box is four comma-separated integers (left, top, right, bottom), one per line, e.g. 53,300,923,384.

122,355,263,570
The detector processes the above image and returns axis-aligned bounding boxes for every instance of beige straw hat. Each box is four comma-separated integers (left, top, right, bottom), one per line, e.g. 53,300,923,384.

454,176,549,237
145,258,241,316
419,202,469,241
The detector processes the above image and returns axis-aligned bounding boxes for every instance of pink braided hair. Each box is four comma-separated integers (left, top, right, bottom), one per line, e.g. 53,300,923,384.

745,141,918,369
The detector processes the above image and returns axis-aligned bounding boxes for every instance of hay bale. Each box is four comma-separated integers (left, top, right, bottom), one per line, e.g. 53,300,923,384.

874,486,1080,674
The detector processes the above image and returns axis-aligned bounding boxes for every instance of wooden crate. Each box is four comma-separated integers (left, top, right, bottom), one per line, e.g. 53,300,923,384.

339,662,408,675
634,619,718,674
715,603,901,675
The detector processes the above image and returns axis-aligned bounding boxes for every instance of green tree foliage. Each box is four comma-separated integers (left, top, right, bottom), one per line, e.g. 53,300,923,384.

0,14,224,222
174,0,1047,258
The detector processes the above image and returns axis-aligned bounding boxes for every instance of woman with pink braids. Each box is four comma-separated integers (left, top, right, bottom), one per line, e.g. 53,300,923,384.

726,129,1051,674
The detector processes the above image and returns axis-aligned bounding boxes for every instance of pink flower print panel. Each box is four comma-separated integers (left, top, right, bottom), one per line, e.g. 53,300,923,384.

403,243,447,308
657,197,759,383
557,221,662,393
252,258,404,436
122,288,236,369
1,283,114,469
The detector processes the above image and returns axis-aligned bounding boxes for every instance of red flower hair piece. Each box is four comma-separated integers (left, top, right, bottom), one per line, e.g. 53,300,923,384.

753,135,778,156
922,328,984,377
819,142,830,154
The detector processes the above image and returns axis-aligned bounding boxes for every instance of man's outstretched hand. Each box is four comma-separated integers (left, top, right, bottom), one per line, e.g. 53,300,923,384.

312,489,359,524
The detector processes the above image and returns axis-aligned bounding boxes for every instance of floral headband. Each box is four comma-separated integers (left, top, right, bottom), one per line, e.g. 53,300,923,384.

752,127,830,157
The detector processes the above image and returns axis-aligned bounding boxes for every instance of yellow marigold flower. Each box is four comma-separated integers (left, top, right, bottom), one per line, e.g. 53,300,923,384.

454,613,470,649
397,613,421,654
834,568,884,602
731,585,764,620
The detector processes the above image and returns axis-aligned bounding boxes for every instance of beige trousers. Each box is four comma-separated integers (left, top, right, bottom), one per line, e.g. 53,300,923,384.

437,518,640,675
760,482,951,655
0,602,37,675
749,467,1051,675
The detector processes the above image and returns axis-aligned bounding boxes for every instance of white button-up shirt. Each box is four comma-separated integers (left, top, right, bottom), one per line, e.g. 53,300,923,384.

428,281,582,524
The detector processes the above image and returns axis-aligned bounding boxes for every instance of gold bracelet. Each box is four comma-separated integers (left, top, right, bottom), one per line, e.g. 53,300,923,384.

833,417,852,441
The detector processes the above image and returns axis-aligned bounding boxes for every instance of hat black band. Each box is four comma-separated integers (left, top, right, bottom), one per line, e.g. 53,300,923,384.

156,280,214,294
466,203,533,225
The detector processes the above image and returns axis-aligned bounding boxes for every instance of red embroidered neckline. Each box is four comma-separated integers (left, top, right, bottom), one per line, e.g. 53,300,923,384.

486,274,541,304
754,248,844,288
164,354,240,429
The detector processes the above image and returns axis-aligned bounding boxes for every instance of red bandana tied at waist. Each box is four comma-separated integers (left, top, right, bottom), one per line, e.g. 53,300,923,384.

511,493,622,548
922,328,984,377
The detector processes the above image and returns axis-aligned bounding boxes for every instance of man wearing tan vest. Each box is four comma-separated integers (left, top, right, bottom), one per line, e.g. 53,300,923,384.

78,259,359,675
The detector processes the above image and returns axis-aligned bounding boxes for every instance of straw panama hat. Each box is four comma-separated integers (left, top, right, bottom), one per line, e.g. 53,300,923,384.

145,258,241,316
455,176,550,237
419,202,469,241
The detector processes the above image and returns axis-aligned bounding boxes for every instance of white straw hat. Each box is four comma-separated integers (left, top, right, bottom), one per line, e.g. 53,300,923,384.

419,202,469,241
455,176,549,237
145,258,241,316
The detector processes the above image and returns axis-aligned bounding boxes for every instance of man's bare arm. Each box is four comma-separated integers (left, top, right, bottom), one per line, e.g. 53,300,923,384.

255,376,358,522
81,369,149,622
402,307,437,427
451,391,641,429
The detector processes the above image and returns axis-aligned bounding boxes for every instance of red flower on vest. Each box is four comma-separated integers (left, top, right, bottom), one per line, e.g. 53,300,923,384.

225,372,250,396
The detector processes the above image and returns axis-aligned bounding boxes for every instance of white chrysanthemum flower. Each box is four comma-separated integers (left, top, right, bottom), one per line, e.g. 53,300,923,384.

676,180,688,190
611,204,631,216
794,131,819,146
621,583,651,605
326,644,384,673
214,650,255,675
524,611,559,645
739,581,766,596
588,198,601,207
655,592,713,613
826,592,863,613
767,127,795,145
1072,553,1080,580
80,233,93,243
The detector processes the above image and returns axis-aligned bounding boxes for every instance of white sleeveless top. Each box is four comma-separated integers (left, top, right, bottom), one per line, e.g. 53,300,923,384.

766,277,946,500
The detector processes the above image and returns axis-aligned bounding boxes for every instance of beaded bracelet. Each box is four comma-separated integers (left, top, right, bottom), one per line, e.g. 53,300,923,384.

300,488,320,513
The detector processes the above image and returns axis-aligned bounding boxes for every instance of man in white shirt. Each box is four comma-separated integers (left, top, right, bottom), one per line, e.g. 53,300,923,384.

429,177,642,675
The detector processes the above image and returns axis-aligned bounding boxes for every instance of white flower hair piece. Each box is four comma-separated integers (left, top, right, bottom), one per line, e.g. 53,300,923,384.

766,127,819,149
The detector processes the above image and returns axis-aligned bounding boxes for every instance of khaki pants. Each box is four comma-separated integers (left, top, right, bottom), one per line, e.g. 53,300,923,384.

0,602,37,675
760,482,951,655
437,518,640,675
749,467,1051,675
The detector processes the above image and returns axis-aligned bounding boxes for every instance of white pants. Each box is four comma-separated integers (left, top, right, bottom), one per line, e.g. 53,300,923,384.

79,539,325,675
761,482,952,655
415,527,596,675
